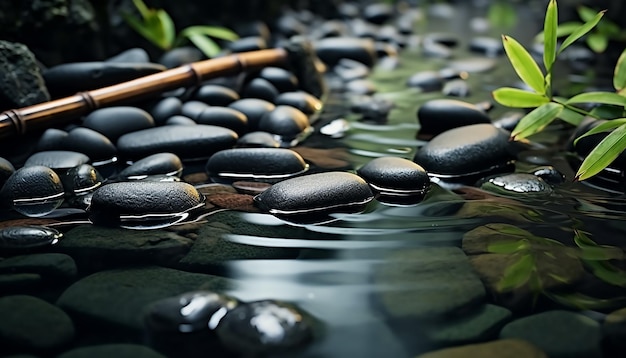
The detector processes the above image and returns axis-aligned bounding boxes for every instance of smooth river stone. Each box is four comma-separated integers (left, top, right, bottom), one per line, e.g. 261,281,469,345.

0,225,63,251
417,339,548,358
106,47,150,63
83,107,155,142
357,156,430,196
150,97,183,125
63,127,117,162
236,131,281,148
61,164,104,197
24,151,90,171
164,115,196,126
35,128,69,152
242,77,280,103
259,67,299,93
480,173,552,196
254,171,374,215
118,153,183,179
229,98,276,131
192,84,240,106
229,36,268,53
0,166,65,217
275,92,322,115
258,105,311,140
181,100,210,120
88,181,204,227
314,37,377,67
0,156,15,187
206,148,309,183
406,70,444,91
417,99,491,137
116,125,238,162
413,124,513,178
469,36,504,57
195,107,248,135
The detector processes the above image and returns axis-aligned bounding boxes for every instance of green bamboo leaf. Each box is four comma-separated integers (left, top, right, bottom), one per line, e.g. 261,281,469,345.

497,254,534,292
511,102,563,140
558,107,586,126
156,9,175,49
502,35,545,94
132,0,151,19
492,87,550,108
487,240,529,254
577,5,597,22
576,123,626,180
573,118,626,145
558,9,606,54
613,48,626,92
535,22,584,42
121,12,165,49
566,91,626,107
586,32,608,53
546,292,626,310
585,260,626,287
543,0,558,71
573,230,625,260
186,34,221,58
180,26,239,41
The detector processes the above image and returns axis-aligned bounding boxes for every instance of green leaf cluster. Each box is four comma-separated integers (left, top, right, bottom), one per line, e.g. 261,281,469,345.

493,0,626,181
122,0,239,58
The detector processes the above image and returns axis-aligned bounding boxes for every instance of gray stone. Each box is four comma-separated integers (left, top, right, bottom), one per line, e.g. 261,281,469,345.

469,36,504,57
417,99,491,137
206,148,309,183
24,151,90,170
363,3,393,24
158,47,203,68
417,339,547,358
237,131,281,148
406,71,444,92
0,295,74,351
35,129,69,152
357,156,430,196
117,153,183,180
0,41,49,110
192,85,240,106
374,247,485,319
181,100,210,120
0,166,65,217
314,37,377,67
57,344,166,358
63,127,117,162
195,107,248,135
442,79,470,97
116,125,238,162
0,253,77,281
165,115,196,126
56,266,233,331
83,107,155,142
500,310,602,358
480,173,552,197
149,97,182,125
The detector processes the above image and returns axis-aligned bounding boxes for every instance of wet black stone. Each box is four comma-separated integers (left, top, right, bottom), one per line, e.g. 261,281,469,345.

531,166,565,185
195,107,248,135
363,3,393,25
377,26,404,47
118,153,183,179
0,40,50,109
61,164,103,197
313,20,348,39
480,173,552,196
334,58,370,81
236,131,281,148
422,40,453,59
448,57,497,73
181,101,210,121
413,124,514,178
88,181,204,226
258,106,311,140
442,79,470,97
275,92,322,115
254,171,374,214
192,85,240,106
357,156,430,194
424,32,459,48
63,127,117,162
406,71,444,91
42,62,165,97
36,129,69,152
417,99,492,137
258,67,299,93
0,157,15,187
229,98,276,131
165,116,196,126
150,97,183,125
349,18,377,38
206,148,308,183
493,111,524,131
106,48,150,63
350,96,394,122
0,226,63,252
24,151,90,171
568,118,626,168
469,36,504,57
216,300,313,355
0,166,65,216
314,37,377,67
83,107,155,142
116,125,238,162
158,47,204,69
229,36,268,53
242,78,280,103
145,290,239,333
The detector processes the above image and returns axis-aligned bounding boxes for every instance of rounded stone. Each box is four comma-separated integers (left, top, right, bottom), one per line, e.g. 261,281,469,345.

242,78,280,103
258,67,299,93
413,124,514,178
192,85,240,106
150,97,183,125
345,79,377,95
406,71,444,91
181,100,210,121
116,125,238,162
229,98,276,131
144,290,239,333
334,58,370,81
275,92,322,115
196,107,248,135
63,127,117,162
35,128,68,152
158,46,204,68
164,115,196,126
236,131,281,148
363,3,393,24
0,225,63,251
24,151,90,171
83,107,155,142
88,181,204,226
314,37,377,67
60,164,104,196
0,295,74,351
106,47,150,63
229,36,268,53
0,166,65,217
216,300,313,355
206,148,309,183
258,106,311,139
469,36,504,57
0,157,15,187
118,153,183,179
357,157,430,195
480,173,552,196
254,171,374,215
417,99,492,137
442,79,470,97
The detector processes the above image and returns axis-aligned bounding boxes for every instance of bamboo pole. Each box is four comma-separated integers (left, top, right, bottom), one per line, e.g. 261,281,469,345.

0,48,290,139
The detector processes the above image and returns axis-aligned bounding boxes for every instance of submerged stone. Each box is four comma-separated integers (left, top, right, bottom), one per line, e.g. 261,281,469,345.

88,181,204,228
480,173,552,197
83,107,155,142
216,300,313,354
254,171,374,215
116,125,238,162
0,166,65,217
413,124,514,178
0,225,63,251
118,153,183,180
357,156,430,197
206,148,309,183
145,290,239,333
24,151,90,171
417,99,491,137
